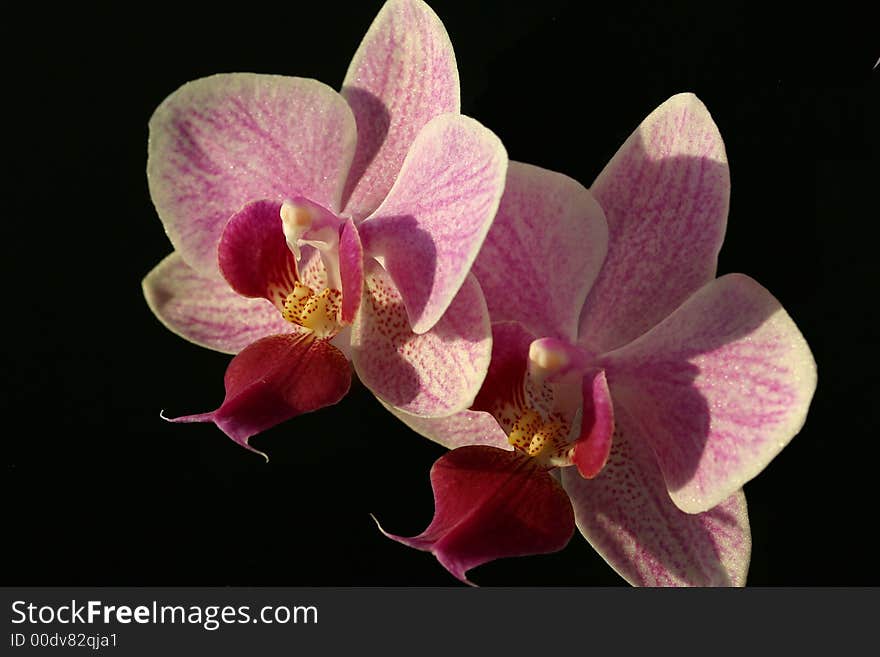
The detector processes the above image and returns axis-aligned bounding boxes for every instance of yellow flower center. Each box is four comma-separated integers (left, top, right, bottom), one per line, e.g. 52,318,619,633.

282,281,342,339
506,408,572,466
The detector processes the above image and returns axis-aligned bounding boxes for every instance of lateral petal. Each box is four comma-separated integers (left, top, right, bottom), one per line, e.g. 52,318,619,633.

562,409,751,587
143,252,293,354
602,274,817,513
359,113,507,334
351,260,491,416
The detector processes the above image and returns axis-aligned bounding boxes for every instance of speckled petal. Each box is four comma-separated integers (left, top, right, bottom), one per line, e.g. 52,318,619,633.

143,252,295,355
148,74,356,276
377,446,574,585
351,260,491,417
359,113,507,334
562,407,751,587
383,404,510,450
602,274,817,513
163,333,351,455
579,93,730,352
472,162,608,342
341,0,460,219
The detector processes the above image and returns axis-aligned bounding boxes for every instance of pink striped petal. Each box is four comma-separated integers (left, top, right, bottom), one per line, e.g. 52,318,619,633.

571,370,614,479
579,93,730,352
377,446,574,585
382,404,510,450
339,219,364,324
351,260,491,416
472,161,608,342
341,0,460,219
562,408,751,587
602,274,817,513
359,113,507,334
148,74,356,276
218,199,298,304
142,252,294,354
164,333,351,455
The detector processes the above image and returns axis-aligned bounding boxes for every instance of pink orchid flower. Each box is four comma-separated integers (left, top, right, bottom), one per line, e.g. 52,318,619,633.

380,93,817,586
141,0,507,456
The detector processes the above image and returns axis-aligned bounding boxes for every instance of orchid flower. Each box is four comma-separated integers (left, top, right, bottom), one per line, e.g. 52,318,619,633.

141,0,507,456
380,94,817,586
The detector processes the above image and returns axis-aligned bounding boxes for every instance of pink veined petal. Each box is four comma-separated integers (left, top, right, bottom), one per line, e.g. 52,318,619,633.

148,74,357,276
562,406,751,587
351,260,491,417
571,370,615,479
602,273,817,513
382,404,511,450
163,333,351,456
218,199,298,305
376,445,575,585
472,161,608,342
359,113,507,334
339,219,364,324
341,0,460,219
142,252,295,355
579,93,730,352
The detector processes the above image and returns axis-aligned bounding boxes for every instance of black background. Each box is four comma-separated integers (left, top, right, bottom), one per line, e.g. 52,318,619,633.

6,1,877,586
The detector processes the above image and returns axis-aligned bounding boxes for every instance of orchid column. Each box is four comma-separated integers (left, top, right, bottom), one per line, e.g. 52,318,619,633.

142,0,507,456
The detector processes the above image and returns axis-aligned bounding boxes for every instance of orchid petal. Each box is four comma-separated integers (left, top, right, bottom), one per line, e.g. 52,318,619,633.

382,404,511,450
341,0,460,219
571,370,614,479
218,199,298,305
143,252,294,354
602,274,817,513
339,219,364,324
562,407,751,587
163,333,351,455
377,446,574,585
351,260,491,417
579,93,730,352
148,74,356,276
472,161,608,342
359,113,507,334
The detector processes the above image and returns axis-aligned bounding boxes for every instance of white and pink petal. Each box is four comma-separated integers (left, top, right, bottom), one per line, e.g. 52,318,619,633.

341,0,460,219
359,113,507,334
602,273,817,513
148,74,356,276
473,162,608,342
142,252,293,354
580,93,730,352
562,407,751,587
383,405,511,450
351,260,491,417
